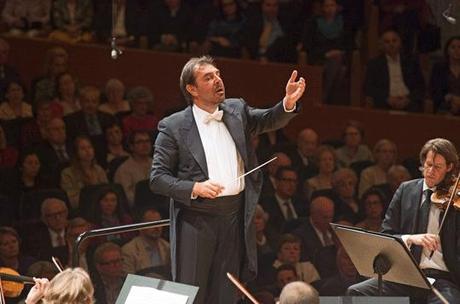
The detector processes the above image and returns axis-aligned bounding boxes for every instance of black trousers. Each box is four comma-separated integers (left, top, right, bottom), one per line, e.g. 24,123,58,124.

347,276,460,304
176,194,244,304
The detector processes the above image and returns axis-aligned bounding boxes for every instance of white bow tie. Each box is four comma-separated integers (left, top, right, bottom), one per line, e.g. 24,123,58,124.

203,110,223,124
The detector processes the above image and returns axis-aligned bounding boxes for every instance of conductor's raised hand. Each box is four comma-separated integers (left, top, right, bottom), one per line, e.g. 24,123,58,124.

192,180,225,199
284,70,306,110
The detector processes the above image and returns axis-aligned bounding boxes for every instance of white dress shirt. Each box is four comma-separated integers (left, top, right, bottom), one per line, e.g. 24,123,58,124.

192,105,245,196
386,54,410,97
48,229,66,247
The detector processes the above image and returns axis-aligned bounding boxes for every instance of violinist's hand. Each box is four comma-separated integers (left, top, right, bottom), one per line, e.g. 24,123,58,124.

192,180,225,199
25,278,49,304
407,234,440,251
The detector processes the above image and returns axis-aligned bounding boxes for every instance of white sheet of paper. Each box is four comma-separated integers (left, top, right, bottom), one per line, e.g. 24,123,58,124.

125,285,188,304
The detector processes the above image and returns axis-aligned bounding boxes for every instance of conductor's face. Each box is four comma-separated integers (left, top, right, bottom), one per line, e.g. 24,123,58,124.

187,64,225,110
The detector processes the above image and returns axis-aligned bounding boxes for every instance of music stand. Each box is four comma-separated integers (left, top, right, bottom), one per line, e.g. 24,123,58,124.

330,224,449,303
115,274,198,304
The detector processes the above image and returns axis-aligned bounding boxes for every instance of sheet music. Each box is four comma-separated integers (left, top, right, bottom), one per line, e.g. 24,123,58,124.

125,286,188,304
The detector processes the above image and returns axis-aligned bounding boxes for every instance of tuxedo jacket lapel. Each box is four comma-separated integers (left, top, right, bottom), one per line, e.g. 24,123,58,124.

221,103,249,169
179,107,209,178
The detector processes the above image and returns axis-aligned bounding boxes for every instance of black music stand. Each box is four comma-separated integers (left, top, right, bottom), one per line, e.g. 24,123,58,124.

330,223,448,303
115,274,198,304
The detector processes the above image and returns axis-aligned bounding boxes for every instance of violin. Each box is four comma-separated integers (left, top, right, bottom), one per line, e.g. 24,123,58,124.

431,174,460,211
0,267,34,298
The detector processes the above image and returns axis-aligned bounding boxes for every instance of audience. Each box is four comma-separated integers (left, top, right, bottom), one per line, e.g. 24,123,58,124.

355,188,385,232
0,80,33,120
331,168,360,223
0,226,36,274
289,128,319,184
0,38,21,100
0,122,18,169
49,0,93,44
99,78,130,117
335,120,373,168
305,145,336,199
54,72,81,116
121,86,158,138
1,0,51,37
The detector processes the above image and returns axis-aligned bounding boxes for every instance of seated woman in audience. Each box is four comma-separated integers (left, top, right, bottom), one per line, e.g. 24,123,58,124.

0,123,18,169
0,226,36,275
355,188,385,232
60,136,108,209
305,145,336,198
300,0,353,104
105,123,129,164
89,186,133,243
431,36,460,115
331,168,360,223
54,72,80,116
122,86,159,138
32,47,69,104
49,0,94,44
203,0,246,59
254,204,277,268
335,120,373,168
0,81,33,121
99,78,130,118
358,139,397,198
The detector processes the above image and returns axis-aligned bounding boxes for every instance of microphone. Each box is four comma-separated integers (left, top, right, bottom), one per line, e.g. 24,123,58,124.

110,37,122,60
443,3,457,25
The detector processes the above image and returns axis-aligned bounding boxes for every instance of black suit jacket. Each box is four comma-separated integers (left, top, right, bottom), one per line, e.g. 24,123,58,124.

364,54,425,112
261,193,306,234
382,178,460,285
22,223,68,265
150,99,298,281
35,141,72,186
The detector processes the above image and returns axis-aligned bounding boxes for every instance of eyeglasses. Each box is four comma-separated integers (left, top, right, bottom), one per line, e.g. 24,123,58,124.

98,258,123,266
44,210,67,219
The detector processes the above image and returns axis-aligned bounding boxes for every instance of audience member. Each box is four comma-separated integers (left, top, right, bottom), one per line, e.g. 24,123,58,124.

264,263,299,300
0,80,33,120
203,0,246,58
430,36,460,115
151,0,193,52
254,204,277,273
0,123,18,169
358,139,397,197
331,168,360,223
54,72,80,116
292,196,336,276
122,86,159,138
122,208,170,276
66,216,92,271
364,29,425,112
261,152,292,200
99,78,130,117
335,120,373,168
273,234,320,284
60,136,108,209
315,246,360,296
0,226,36,274
262,166,305,234
241,0,298,63
279,281,319,304
23,198,69,264
301,0,353,103
1,0,51,37
26,261,59,281
257,128,290,163
93,242,126,304
32,46,69,103
114,130,152,207
289,128,319,184
104,122,129,164
35,117,72,186
355,188,385,232
24,267,94,304
89,185,133,243
49,0,93,44
0,38,21,100
20,100,54,149
305,145,336,199
375,164,411,209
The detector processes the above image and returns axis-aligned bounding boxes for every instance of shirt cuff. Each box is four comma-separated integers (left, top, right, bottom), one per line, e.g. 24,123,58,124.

283,98,296,112
401,235,411,248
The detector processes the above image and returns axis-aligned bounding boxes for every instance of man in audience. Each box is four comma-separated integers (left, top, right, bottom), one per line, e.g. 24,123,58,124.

24,198,69,264
279,281,319,304
114,130,153,207
66,217,92,271
261,152,292,200
293,196,336,277
289,128,319,183
122,208,170,277
262,166,305,233
35,117,72,185
364,29,425,112
94,242,126,304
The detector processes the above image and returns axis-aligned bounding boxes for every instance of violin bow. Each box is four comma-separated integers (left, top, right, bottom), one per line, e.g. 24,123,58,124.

52,257,64,273
226,272,259,304
0,277,5,304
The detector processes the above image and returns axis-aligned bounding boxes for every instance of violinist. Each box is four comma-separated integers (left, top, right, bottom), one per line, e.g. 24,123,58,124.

348,138,460,303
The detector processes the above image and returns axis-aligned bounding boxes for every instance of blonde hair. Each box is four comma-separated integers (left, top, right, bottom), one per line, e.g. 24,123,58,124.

42,268,94,304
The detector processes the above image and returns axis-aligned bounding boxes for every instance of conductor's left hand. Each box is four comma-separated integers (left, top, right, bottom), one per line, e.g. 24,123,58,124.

284,70,306,110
